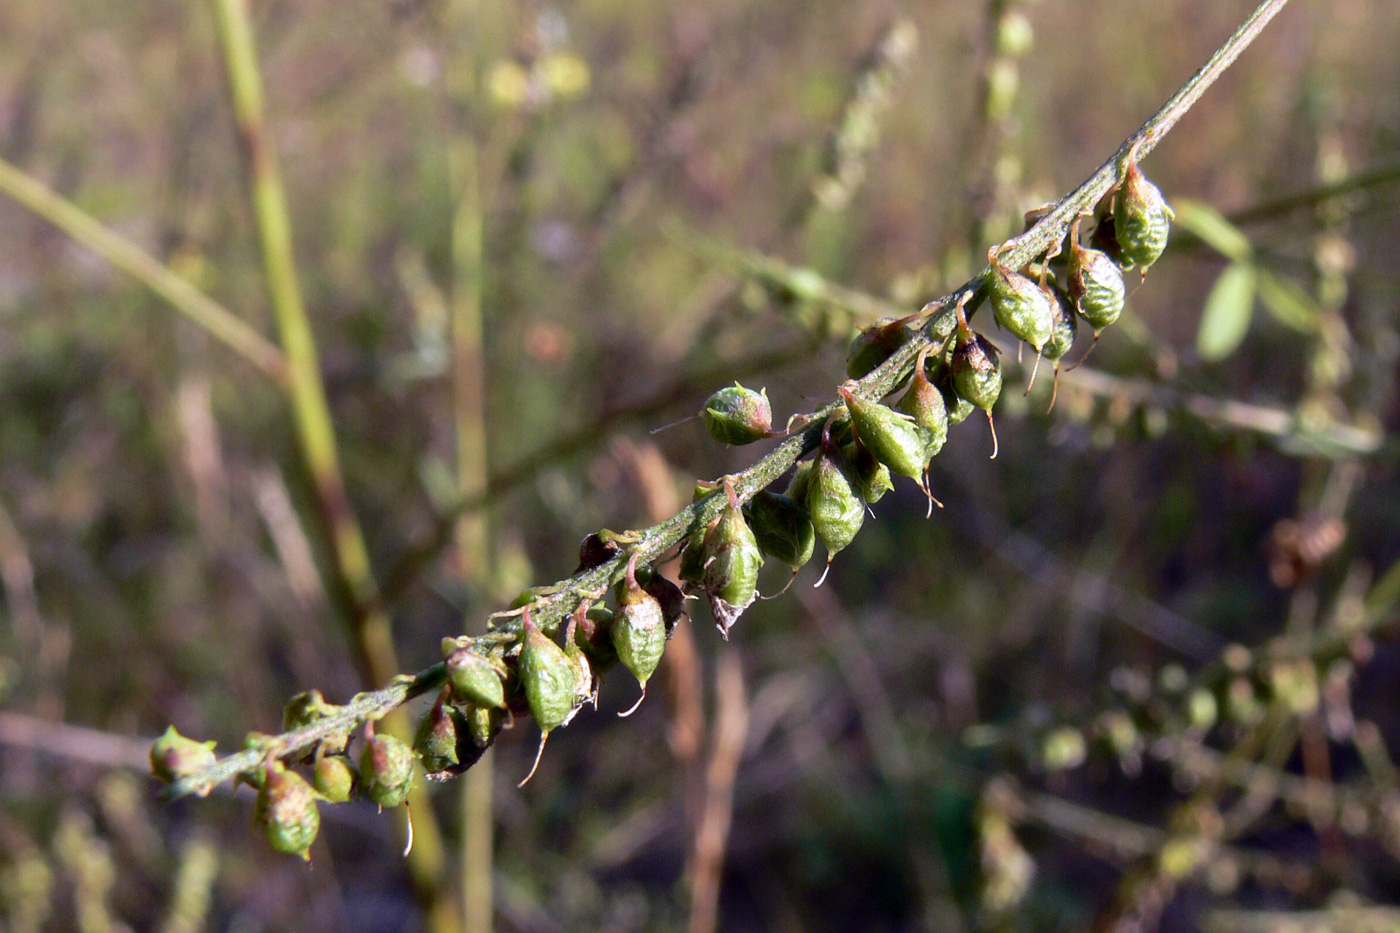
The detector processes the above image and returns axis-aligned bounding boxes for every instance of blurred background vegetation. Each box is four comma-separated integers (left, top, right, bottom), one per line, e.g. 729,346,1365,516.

1,0,1399,930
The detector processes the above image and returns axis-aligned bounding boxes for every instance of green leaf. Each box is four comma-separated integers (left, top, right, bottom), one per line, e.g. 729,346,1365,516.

1196,262,1257,361
1256,269,1319,333
1172,198,1253,262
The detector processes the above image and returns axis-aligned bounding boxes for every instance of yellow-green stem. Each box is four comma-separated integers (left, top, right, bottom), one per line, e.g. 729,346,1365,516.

0,158,287,383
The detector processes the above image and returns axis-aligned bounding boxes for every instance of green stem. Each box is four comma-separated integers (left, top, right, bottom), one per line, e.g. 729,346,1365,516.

169,0,1295,799
0,158,287,383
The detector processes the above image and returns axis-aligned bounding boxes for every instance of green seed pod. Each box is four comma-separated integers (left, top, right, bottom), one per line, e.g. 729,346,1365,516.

150,726,217,785
613,556,667,692
1067,236,1125,332
744,489,815,570
895,349,948,457
574,603,618,673
934,365,976,425
701,384,774,445
840,386,929,482
312,753,357,803
701,481,764,637
843,441,894,504
951,331,1003,411
518,609,579,735
846,317,912,379
256,764,320,859
359,732,416,809
1041,286,1079,364
784,459,815,503
1113,154,1173,271
678,483,720,587
805,446,865,561
414,693,468,775
987,249,1054,351
466,705,505,749
563,613,596,711
443,643,507,710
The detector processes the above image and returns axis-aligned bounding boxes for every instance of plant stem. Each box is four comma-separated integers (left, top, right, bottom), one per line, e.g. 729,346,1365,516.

0,158,287,383
169,0,1296,798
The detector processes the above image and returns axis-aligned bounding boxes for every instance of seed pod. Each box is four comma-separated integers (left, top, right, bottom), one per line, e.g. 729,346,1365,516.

414,692,468,775
359,731,416,809
987,248,1054,351
1113,151,1173,271
518,608,578,735
952,328,1004,458
784,459,815,503
443,642,507,710
840,386,929,483
843,441,894,504
895,347,948,458
805,444,864,566
701,384,775,445
934,364,976,426
150,726,217,785
563,611,596,711
574,603,618,672
1041,286,1079,364
678,483,720,588
313,753,357,803
466,705,505,749
744,489,816,570
256,763,320,859
702,481,764,637
1067,232,1125,333
613,554,667,697
846,317,912,379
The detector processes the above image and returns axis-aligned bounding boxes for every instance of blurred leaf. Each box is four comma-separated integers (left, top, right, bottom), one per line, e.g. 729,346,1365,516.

1173,198,1253,261
1196,261,1257,361
1256,269,1319,333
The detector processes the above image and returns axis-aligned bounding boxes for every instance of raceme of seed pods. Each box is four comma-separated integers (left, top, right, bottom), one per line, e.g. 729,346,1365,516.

150,151,1173,860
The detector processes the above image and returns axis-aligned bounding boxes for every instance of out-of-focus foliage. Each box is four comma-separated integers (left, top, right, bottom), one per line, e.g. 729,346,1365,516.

1,0,1399,930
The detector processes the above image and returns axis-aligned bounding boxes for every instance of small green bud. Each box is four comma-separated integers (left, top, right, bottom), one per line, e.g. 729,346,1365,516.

312,753,357,803
895,348,948,457
702,481,764,637
444,643,507,710
951,331,1003,411
840,386,930,483
150,726,217,786
987,249,1054,351
702,384,774,445
359,732,415,809
744,489,815,570
1113,153,1173,271
846,318,912,379
1067,235,1125,332
805,446,864,563
256,764,320,859
518,608,580,734
612,556,667,692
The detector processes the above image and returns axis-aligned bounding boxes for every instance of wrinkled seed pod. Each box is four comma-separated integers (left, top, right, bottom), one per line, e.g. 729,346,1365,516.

150,726,217,785
840,387,929,482
744,489,816,570
895,355,948,457
701,384,774,445
1067,237,1125,332
313,753,357,803
359,732,416,809
952,332,1003,411
1113,156,1173,270
518,609,579,734
806,447,865,559
701,483,764,636
843,441,894,504
444,644,507,710
1041,286,1079,363
256,764,320,859
414,695,467,774
613,557,667,690
846,318,912,379
987,250,1054,351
